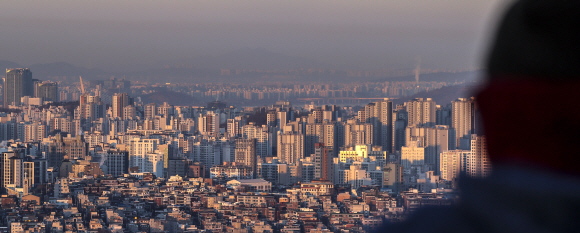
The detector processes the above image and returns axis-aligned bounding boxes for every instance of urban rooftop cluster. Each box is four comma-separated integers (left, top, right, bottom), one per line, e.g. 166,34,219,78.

0,68,486,233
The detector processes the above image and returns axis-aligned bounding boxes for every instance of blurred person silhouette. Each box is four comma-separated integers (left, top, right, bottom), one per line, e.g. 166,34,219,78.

377,0,580,232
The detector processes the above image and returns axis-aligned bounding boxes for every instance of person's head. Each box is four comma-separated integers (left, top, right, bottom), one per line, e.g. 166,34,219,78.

477,0,580,176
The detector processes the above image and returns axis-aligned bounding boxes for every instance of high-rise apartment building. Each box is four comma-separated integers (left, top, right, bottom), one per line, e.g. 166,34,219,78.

405,125,449,174
313,143,332,181
439,150,470,184
227,117,244,138
102,150,129,177
392,109,408,154
276,111,289,129
466,134,491,178
235,138,257,178
242,123,272,158
258,160,290,185
79,94,105,122
24,122,46,142
36,81,58,102
383,163,403,192
157,102,174,117
4,68,33,107
277,131,304,165
41,134,88,169
198,112,220,137
406,98,436,127
436,104,452,126
144,103,157,119
343,119,373,147
305,122,337,157
451,98,475,149
363,99,393,152
1,151,16,190
401,141,425,169
112,93,129,119
1,151,26,193
123,105,136,120
129,138,159,171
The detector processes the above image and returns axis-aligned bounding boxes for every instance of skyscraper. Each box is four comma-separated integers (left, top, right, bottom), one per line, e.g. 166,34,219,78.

466,134,491,178
363,98,393,152
235,138,257,178
406,98,436,127
242,123,272,158
36,81,58,102
305,122,337,157
4,68,33,107
451,97,475,149
198,111,220,137
405,125,449,174
144,102,157,119
277,131,304,165
1,151,24,192
112,93,129,119
314,143,332,181
439,150,469,186
343,119,373,147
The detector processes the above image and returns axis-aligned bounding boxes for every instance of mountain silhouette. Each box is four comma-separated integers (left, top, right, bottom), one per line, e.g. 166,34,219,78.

0,60,24,73
29,62,107,79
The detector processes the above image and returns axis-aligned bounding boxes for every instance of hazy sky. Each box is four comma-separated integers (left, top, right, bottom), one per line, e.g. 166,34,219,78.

1,0,509,72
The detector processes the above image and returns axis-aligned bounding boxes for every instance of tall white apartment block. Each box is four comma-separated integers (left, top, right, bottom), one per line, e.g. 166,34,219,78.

406,98,436,127
129,138,158,172
466,134,491,178
439,150,470,183
242,123,272,158
277,131,304,165
363,99,393,152
401,141,425,170
451,97,475,149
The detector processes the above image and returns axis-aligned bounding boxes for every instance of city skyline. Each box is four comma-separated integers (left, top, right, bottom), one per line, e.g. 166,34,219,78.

0,1,528,233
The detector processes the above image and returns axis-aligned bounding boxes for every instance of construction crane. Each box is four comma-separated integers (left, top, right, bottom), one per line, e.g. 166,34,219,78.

79,76,85,94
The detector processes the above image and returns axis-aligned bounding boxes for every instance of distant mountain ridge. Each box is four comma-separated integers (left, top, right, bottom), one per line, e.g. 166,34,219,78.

0,48,479,84
154,47,333,71
0,60,107,80
0,60,24,72
29,62,107,79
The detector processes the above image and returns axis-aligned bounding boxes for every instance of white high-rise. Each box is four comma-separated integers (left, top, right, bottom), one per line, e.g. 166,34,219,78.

242,123,272,158
439,150,470,183
343,119,373,147
466,134,491,178
451,97,475,149
406,98,436,127
305,122,337,156
401,141,425,169
277,131,304,165
363,99,393,152
198,112,220,137
405,125,449,174
112,93,129,119
129,138,159,172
